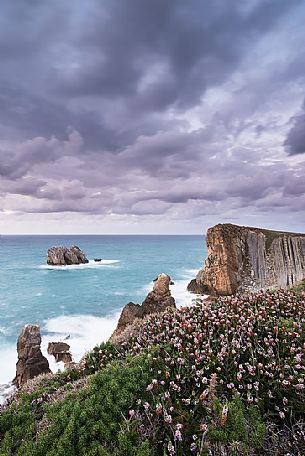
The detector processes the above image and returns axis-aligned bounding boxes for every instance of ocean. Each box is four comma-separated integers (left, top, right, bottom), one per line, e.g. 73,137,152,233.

0,235,206,404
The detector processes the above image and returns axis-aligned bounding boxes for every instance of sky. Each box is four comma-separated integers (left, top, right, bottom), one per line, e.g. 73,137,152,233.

0,0,305,234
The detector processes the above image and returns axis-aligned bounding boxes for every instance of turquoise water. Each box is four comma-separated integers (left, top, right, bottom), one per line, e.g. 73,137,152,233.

0,235,206,397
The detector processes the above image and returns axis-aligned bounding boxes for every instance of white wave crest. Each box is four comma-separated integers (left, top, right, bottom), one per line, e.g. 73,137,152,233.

40,259,120,270
0,344,17,405
41,313,120,369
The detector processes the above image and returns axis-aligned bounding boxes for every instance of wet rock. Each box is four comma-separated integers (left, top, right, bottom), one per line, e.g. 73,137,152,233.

13,325,51,388
47,246,89,266
47,342,72,364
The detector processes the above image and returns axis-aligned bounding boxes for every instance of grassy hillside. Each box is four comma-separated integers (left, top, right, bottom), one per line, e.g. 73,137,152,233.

1,283,305,455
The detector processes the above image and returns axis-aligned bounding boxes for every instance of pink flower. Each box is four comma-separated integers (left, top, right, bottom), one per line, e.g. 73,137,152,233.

155,403,162,415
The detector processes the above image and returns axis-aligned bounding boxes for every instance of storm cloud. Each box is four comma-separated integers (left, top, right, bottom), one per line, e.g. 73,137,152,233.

285,99,305,155
0,0,305,233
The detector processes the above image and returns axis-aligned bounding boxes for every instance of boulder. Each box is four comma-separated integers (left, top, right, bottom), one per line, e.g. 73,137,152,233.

47,342,72,364
111,273,175,340
13,325,51,388
47,246,89,266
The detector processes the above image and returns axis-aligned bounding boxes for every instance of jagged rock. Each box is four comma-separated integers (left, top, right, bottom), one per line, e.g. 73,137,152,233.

113,302,143,336
13,325,51,388
111,273,175,340
47,342,72,364
141,273,175,314
47,246,89,266
189,223,305,296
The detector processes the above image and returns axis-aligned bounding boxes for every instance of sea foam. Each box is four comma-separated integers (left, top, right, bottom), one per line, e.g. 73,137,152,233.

40,259,120,270
41,313,120,365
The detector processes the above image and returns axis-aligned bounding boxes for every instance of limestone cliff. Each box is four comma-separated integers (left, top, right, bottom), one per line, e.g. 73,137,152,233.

190,223,305,295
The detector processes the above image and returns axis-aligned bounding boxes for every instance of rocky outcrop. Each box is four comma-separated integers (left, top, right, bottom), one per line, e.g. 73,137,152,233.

13,325,51,388
187,278,209,294
190,223,305,296
47,246,89,266
141,273,175,313
47,342,72,365
111,273,175,340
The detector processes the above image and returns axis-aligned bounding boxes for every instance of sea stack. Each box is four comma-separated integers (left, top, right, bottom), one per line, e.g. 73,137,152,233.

189,223,305,296
47,246,89,266
13,325,51,388
111,273,175,340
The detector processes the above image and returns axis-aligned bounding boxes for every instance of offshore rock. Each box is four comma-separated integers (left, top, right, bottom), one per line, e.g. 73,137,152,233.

47,245,89,265
13,325,51,388
111,273,175,340
47,342,72,364
189,223,305,296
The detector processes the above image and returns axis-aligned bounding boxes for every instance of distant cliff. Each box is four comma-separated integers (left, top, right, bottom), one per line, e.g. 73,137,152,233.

189,223,305,295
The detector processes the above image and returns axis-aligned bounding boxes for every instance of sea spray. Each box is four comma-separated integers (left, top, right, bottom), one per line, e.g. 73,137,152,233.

41,313,120,363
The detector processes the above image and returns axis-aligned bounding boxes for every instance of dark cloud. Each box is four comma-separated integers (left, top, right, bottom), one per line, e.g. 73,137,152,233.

55,0,298,111
0,0,305,231
284,99,305,155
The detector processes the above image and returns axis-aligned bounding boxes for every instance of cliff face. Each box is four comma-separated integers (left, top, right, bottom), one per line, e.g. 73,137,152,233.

193,223,305,295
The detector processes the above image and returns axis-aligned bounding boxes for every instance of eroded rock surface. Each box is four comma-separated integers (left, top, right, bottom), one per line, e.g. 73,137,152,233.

13,325,51,388
190,223,305,296
47,342,72,364
47,246,89,266
187,278,209,295
111,273,175,340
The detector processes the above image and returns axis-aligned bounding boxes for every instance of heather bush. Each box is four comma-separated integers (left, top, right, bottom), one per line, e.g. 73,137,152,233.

83,287,305,454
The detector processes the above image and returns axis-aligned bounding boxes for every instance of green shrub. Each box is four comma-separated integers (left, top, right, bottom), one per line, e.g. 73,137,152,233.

0,354,155,456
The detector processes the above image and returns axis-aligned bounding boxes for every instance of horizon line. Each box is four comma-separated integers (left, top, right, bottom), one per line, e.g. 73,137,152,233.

0,233,204,236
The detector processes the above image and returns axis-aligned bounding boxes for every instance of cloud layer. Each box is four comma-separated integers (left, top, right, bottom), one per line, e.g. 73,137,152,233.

0,0,305,233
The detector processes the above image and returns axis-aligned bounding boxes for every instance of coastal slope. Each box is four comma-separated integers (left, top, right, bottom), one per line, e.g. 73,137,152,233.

190,223,305,295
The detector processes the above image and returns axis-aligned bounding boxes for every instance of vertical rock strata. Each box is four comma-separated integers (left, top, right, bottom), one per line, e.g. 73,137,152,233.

13,325,51,388
193,223,305,295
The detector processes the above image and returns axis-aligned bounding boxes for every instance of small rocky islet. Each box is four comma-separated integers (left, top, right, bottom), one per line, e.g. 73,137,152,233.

47,245,89,265
1,223,305,455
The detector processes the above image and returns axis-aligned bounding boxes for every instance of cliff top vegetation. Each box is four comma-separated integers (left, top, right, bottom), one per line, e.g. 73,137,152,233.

1,281,305,455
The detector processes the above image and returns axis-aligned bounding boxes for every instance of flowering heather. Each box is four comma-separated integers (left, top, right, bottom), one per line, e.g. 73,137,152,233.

85,287,305,454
